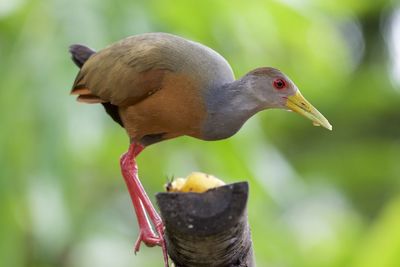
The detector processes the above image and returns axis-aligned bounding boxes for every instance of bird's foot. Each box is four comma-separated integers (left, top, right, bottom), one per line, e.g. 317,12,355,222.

134,229,161,253
131,212,169,267
134,223,168,266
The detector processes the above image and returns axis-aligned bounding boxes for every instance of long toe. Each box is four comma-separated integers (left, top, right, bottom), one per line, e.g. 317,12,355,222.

154,224,169,267
161,240,169,267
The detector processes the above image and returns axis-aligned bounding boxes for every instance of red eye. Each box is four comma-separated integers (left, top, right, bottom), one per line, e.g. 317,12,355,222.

273,78,286,90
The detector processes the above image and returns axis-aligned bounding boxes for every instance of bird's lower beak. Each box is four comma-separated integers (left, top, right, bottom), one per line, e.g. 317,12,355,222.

285,91,332,130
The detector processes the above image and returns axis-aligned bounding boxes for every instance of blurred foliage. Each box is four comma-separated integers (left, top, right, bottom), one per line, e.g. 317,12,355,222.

1,0,400,266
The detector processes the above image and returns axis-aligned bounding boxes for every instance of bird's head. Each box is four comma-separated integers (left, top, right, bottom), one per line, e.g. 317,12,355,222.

245,67,332,130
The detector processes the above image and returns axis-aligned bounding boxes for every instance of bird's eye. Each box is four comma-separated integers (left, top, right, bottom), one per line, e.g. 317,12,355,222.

273,78,286,90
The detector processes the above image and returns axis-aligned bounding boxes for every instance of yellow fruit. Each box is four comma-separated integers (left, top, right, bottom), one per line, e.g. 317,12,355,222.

165,172,225,193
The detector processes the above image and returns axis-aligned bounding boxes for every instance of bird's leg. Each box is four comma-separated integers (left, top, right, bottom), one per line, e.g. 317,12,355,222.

120,143,169,266
129,188,160,251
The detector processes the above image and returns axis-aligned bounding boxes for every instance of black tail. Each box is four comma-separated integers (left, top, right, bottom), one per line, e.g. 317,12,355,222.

69,44,96,68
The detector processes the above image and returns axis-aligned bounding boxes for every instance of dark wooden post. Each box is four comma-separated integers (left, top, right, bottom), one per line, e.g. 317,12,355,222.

156,182,254,267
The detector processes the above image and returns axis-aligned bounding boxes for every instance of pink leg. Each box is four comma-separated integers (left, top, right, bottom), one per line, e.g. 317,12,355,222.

129,189,160,251
120,143,168,266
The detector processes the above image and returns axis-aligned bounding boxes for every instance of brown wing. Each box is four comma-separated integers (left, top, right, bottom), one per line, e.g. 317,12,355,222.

71,36,178,106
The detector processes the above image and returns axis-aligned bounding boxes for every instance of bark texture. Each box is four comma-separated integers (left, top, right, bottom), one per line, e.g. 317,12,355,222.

156,182,254,267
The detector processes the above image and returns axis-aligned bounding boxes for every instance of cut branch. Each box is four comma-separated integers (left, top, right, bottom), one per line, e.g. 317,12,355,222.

156,182,254,267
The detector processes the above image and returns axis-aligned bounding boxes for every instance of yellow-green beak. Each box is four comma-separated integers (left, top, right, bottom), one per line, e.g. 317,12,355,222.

286,91,332,130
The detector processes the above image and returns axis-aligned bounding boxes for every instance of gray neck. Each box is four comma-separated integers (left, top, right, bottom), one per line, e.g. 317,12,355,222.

201,78,263,140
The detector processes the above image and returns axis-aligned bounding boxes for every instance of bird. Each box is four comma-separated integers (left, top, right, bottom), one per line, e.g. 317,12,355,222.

69,32,331,266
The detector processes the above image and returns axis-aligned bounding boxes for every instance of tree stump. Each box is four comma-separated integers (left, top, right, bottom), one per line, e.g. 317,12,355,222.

156,182,254,267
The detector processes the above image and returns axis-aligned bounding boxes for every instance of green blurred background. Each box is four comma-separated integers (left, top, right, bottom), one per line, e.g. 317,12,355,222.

1,0,400,266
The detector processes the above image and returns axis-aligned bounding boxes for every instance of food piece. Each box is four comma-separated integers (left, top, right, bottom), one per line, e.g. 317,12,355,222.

165,172,225,193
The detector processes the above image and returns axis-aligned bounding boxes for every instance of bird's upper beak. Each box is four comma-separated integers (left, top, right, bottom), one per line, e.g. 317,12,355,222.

285,91,332,130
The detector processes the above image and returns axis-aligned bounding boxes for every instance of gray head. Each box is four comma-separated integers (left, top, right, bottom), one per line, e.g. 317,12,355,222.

202,67,331,141
241,67,332,130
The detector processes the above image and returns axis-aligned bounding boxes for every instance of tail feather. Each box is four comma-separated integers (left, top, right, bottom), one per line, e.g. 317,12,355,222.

69,44,96,68
69,43,124,127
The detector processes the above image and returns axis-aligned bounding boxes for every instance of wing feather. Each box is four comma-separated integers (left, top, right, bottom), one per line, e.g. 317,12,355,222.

71,35,179,106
